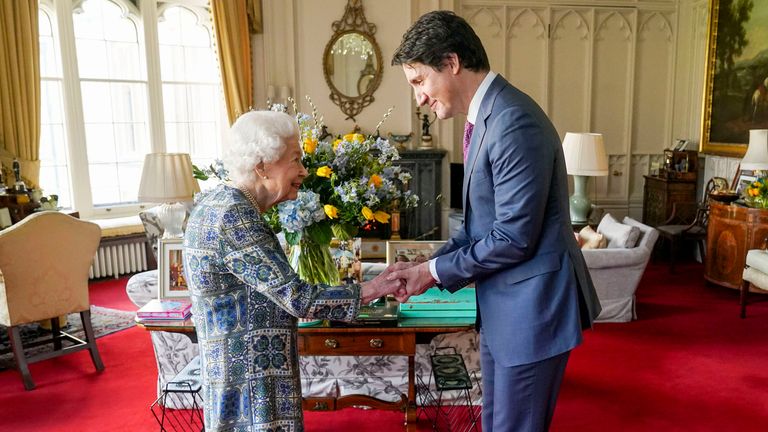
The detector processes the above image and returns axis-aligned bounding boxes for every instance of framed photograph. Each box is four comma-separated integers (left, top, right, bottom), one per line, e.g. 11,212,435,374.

329,237,362,283
736,174,757,197
158,238,188,298
0,207,11,229
386,240,446,265
673,139,687,151
701,0,768,156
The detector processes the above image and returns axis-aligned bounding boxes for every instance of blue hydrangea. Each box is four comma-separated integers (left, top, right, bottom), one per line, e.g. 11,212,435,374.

277,190,325,232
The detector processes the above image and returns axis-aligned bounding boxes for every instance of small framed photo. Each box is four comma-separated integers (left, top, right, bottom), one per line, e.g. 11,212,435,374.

158,238,188,298
330,237,362,283
386,240,446,265
0,207,11,229
736,174,757,197
672,139,687,151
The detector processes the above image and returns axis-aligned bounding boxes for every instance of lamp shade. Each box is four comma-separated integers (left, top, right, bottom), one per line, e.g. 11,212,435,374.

562,132,609,176
137,153,200,203
741,129,768,171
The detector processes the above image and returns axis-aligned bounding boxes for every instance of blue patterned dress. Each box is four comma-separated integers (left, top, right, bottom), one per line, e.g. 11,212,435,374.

183,184,362,431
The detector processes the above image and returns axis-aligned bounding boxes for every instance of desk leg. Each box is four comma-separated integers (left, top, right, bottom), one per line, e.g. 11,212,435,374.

406,354,417,431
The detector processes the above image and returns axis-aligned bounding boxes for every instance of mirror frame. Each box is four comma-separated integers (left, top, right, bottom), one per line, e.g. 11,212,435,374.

322,0,383,122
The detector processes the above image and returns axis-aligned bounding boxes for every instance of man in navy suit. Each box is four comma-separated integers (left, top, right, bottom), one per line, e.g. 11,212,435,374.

389,11,601,432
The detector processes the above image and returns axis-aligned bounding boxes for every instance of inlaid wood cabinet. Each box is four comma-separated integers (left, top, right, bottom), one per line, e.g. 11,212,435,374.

642,175,697,227
705,203,768,290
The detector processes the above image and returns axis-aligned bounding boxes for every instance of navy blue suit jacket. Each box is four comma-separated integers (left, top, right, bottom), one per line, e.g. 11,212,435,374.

434,75,601,367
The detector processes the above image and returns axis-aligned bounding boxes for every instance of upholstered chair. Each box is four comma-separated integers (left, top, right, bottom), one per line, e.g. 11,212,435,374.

581,215,659,322
741,248,768,318
0,212,104,390
127,207,199,405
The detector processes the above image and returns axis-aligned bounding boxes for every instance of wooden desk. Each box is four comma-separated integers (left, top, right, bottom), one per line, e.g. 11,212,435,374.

137,317,474,430
705,203,768,289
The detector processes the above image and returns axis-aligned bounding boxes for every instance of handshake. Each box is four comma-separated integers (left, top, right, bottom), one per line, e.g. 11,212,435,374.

360,261,436,304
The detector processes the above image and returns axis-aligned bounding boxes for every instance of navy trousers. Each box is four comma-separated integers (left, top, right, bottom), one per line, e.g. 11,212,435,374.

480,332,570,432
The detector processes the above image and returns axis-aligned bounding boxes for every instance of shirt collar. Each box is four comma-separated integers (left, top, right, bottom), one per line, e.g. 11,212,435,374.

467,71,497,124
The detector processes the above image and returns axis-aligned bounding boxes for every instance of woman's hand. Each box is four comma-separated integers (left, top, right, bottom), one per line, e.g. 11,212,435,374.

360,266,405,304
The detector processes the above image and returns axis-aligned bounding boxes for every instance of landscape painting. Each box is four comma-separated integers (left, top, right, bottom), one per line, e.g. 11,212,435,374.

702,0,768,156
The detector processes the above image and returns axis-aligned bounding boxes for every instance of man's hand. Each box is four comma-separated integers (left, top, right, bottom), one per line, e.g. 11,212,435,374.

360,265,405,304
387,261,435,303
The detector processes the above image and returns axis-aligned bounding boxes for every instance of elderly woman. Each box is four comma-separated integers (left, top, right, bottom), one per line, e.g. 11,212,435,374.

183,110,401,431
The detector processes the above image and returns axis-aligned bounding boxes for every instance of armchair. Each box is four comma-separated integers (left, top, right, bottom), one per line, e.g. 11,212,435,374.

581,216,659,322
0,212,104,390
126,208,198,404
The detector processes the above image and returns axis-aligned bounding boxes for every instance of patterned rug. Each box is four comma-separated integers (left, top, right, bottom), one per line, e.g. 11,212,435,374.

0,306,136,370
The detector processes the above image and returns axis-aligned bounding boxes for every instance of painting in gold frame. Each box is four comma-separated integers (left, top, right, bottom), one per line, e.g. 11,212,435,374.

700,0,768,157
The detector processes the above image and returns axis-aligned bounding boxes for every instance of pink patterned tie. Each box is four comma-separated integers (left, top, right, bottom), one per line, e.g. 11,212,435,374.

463,121,474,163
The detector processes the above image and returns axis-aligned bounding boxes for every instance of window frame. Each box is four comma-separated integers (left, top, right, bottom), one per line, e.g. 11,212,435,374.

40,0,223,219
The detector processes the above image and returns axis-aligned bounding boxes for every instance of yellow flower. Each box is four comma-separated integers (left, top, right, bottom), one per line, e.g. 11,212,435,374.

303,138,317,154
316,166,333,178
333,138,342,151
362,206,374,220
324,204,339,219
373,211,390,224
344,133,365,143
368,174,382,188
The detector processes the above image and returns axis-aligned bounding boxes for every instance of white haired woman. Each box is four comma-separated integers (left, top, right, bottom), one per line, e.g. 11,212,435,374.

183,110,402,431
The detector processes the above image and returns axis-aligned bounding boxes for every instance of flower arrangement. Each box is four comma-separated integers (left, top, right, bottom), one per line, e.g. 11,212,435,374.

263,99,419,284
192,100,419,284
743,177,768,208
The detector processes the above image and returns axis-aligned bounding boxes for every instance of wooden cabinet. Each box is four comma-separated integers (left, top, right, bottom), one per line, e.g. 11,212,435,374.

705,203,768,289
0,194,39,224
395,150,446,240
642,175,697,227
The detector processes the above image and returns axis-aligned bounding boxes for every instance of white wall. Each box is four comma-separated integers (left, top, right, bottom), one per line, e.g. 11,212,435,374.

257,0,717,233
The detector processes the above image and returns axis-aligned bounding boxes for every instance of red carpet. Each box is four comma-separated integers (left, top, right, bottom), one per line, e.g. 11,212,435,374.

1,262,767,431
88,276,138,312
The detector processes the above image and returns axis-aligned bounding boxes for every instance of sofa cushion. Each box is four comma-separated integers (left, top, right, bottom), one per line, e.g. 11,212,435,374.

598,213,640,249
579,225,607,249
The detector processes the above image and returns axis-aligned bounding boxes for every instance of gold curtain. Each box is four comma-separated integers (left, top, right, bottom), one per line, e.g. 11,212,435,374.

211,0,254,125
0,0,40,188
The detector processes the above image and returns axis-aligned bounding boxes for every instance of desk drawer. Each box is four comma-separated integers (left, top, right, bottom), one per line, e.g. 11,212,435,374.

299,333,413,356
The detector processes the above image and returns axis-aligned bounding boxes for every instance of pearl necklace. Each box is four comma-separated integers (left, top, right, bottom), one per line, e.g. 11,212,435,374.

235,184,263,213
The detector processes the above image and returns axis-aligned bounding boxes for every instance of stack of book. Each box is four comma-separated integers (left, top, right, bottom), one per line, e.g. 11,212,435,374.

136,298,192,322
398,287,476,318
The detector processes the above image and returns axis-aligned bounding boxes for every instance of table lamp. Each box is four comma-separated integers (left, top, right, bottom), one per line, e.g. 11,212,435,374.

741,129,768,176
138,153,200,238
562,132,609,224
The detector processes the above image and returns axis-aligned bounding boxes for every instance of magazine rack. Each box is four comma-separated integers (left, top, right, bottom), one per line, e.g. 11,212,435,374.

150,355,204,432
416,346,481,432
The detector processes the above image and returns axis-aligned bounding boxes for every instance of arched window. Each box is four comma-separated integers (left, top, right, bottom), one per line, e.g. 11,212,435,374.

39,0,227,217
38,5,72,208
158,5,225,167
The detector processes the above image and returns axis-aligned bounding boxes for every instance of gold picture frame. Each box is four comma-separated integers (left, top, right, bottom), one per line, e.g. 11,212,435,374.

700,0,768,156
386,240,446,265
158,238,188,299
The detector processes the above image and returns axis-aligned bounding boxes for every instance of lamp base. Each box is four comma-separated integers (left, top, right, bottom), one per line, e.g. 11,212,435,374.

569,175,591,224
158,202,187,239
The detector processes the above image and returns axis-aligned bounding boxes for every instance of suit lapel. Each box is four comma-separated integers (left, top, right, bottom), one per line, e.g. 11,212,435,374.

462,76,507,221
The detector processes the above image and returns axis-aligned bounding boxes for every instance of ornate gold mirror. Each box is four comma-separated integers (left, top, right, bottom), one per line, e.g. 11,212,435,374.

322,0,382,121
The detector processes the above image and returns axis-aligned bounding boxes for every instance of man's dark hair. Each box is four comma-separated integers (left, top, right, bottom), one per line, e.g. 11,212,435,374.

391,10,490,72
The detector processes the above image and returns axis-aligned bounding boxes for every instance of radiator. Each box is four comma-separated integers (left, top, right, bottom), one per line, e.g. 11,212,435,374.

89,240,149,279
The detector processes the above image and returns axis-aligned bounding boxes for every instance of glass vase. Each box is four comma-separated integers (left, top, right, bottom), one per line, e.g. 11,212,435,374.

289,237,340,285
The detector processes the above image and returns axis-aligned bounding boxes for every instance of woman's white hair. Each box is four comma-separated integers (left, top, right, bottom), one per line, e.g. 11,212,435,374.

223,110,299,184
